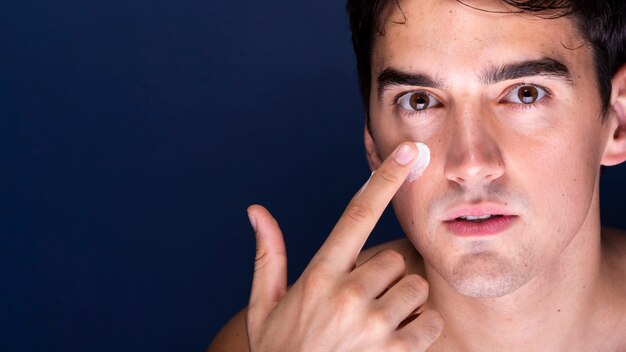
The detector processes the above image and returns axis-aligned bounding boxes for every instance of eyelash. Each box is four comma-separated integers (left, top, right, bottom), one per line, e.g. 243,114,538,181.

391,83,553,117
502,83,553,111
391,90,439,118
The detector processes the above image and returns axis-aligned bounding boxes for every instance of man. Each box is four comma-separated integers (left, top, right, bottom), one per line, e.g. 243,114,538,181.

210,0,626,350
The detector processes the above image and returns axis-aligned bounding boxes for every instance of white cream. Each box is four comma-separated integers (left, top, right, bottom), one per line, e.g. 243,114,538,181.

408,142,430,182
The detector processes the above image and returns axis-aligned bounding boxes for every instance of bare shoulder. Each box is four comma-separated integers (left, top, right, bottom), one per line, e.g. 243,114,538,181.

207,308,249,352
207,238,424,351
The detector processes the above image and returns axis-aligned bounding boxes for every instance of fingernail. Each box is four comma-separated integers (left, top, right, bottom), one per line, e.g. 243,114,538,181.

394,144,417,165
408,142,431,182
247,212,257,232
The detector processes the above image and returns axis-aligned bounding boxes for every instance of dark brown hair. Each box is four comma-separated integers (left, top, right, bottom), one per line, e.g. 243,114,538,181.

346,0,626,121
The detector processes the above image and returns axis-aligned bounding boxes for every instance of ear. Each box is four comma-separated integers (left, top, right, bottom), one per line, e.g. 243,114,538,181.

601,64,626,166
364,125,382,171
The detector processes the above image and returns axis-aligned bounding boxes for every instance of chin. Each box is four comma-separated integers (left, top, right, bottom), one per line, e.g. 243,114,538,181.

447,252,531,298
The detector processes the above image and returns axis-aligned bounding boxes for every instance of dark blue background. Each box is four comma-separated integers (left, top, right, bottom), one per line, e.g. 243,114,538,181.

2,1,625,351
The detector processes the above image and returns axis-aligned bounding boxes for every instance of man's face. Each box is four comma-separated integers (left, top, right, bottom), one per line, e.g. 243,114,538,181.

367,0,614,297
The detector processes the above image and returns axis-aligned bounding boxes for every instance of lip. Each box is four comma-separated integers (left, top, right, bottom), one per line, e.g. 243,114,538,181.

443,204,517,237
444,205,515,221
444,215,517,236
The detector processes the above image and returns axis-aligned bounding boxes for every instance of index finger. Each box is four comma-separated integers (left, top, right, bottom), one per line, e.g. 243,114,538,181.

312,142,430,272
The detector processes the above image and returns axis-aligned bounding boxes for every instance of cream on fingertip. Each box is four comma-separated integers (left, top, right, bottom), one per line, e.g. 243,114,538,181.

407,142,430,182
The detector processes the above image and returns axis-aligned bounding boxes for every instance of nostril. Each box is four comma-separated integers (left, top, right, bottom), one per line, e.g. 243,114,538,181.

444,153,505,185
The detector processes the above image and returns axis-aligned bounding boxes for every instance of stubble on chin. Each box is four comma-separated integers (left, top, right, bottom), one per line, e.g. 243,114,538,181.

448,252,531,298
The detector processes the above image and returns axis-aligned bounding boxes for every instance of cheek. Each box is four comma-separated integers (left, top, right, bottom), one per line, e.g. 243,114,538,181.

531,138,600,223
369,106,443,157
388,126,603,245
391,179,453,271
509,116,603,241
390,171,439,246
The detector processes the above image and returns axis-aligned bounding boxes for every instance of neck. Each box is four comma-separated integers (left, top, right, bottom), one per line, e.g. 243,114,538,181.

424,207,607,351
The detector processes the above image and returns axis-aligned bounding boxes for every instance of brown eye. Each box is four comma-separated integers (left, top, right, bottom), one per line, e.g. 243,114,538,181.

397,91,441,112
410,92,430,110
502,84,548,106
517,86,539,104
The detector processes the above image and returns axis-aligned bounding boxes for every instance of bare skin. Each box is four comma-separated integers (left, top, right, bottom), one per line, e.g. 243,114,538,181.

240,145,445,352
209,0,626,351
208,228,626,352
363,1,626,350
207,238,426,352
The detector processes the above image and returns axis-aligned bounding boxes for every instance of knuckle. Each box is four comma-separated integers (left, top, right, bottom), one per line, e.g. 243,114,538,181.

400,311,443,348
367,309,392,330
254,248,287,274
339,281,367,306
418,322,443,345
345,200,374,224
405,274,429,293
418,311,444,343
400,275,428,303
378,166,401,185
253,249,271,273
375,249,406,271
301,266,332,292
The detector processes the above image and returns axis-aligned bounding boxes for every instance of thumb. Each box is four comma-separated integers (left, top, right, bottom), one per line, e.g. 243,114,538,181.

247,204,288,322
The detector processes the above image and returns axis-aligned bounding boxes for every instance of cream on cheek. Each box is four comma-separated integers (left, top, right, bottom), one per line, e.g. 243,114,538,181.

373,127,432,182
391,142,432,239
408,142,431,182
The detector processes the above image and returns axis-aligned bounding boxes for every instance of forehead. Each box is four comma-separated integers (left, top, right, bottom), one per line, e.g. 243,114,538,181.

371,0,590,81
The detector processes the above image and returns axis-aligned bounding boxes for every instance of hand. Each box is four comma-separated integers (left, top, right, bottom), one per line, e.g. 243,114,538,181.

246,142,443,352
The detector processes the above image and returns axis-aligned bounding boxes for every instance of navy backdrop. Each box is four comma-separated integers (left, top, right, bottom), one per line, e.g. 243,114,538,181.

2,1,625,351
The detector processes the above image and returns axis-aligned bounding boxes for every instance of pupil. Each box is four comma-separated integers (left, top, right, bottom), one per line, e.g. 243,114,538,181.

518,86,538,104
410,93,429,110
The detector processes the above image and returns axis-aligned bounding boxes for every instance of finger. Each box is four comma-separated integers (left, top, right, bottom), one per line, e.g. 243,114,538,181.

315,142,424,271
394,309,443,350
376,274,429,327
349,249,407,299
247,204,288,324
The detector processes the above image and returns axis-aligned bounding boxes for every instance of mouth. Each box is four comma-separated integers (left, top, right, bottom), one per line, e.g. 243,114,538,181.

443,208,518,237
455,214,503,222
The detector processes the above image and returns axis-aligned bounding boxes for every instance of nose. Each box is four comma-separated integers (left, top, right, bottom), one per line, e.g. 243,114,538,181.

443,108,505,187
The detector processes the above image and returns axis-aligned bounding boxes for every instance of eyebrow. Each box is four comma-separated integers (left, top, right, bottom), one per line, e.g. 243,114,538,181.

376,57,573,101
481,58,573,85
377,69,443,101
